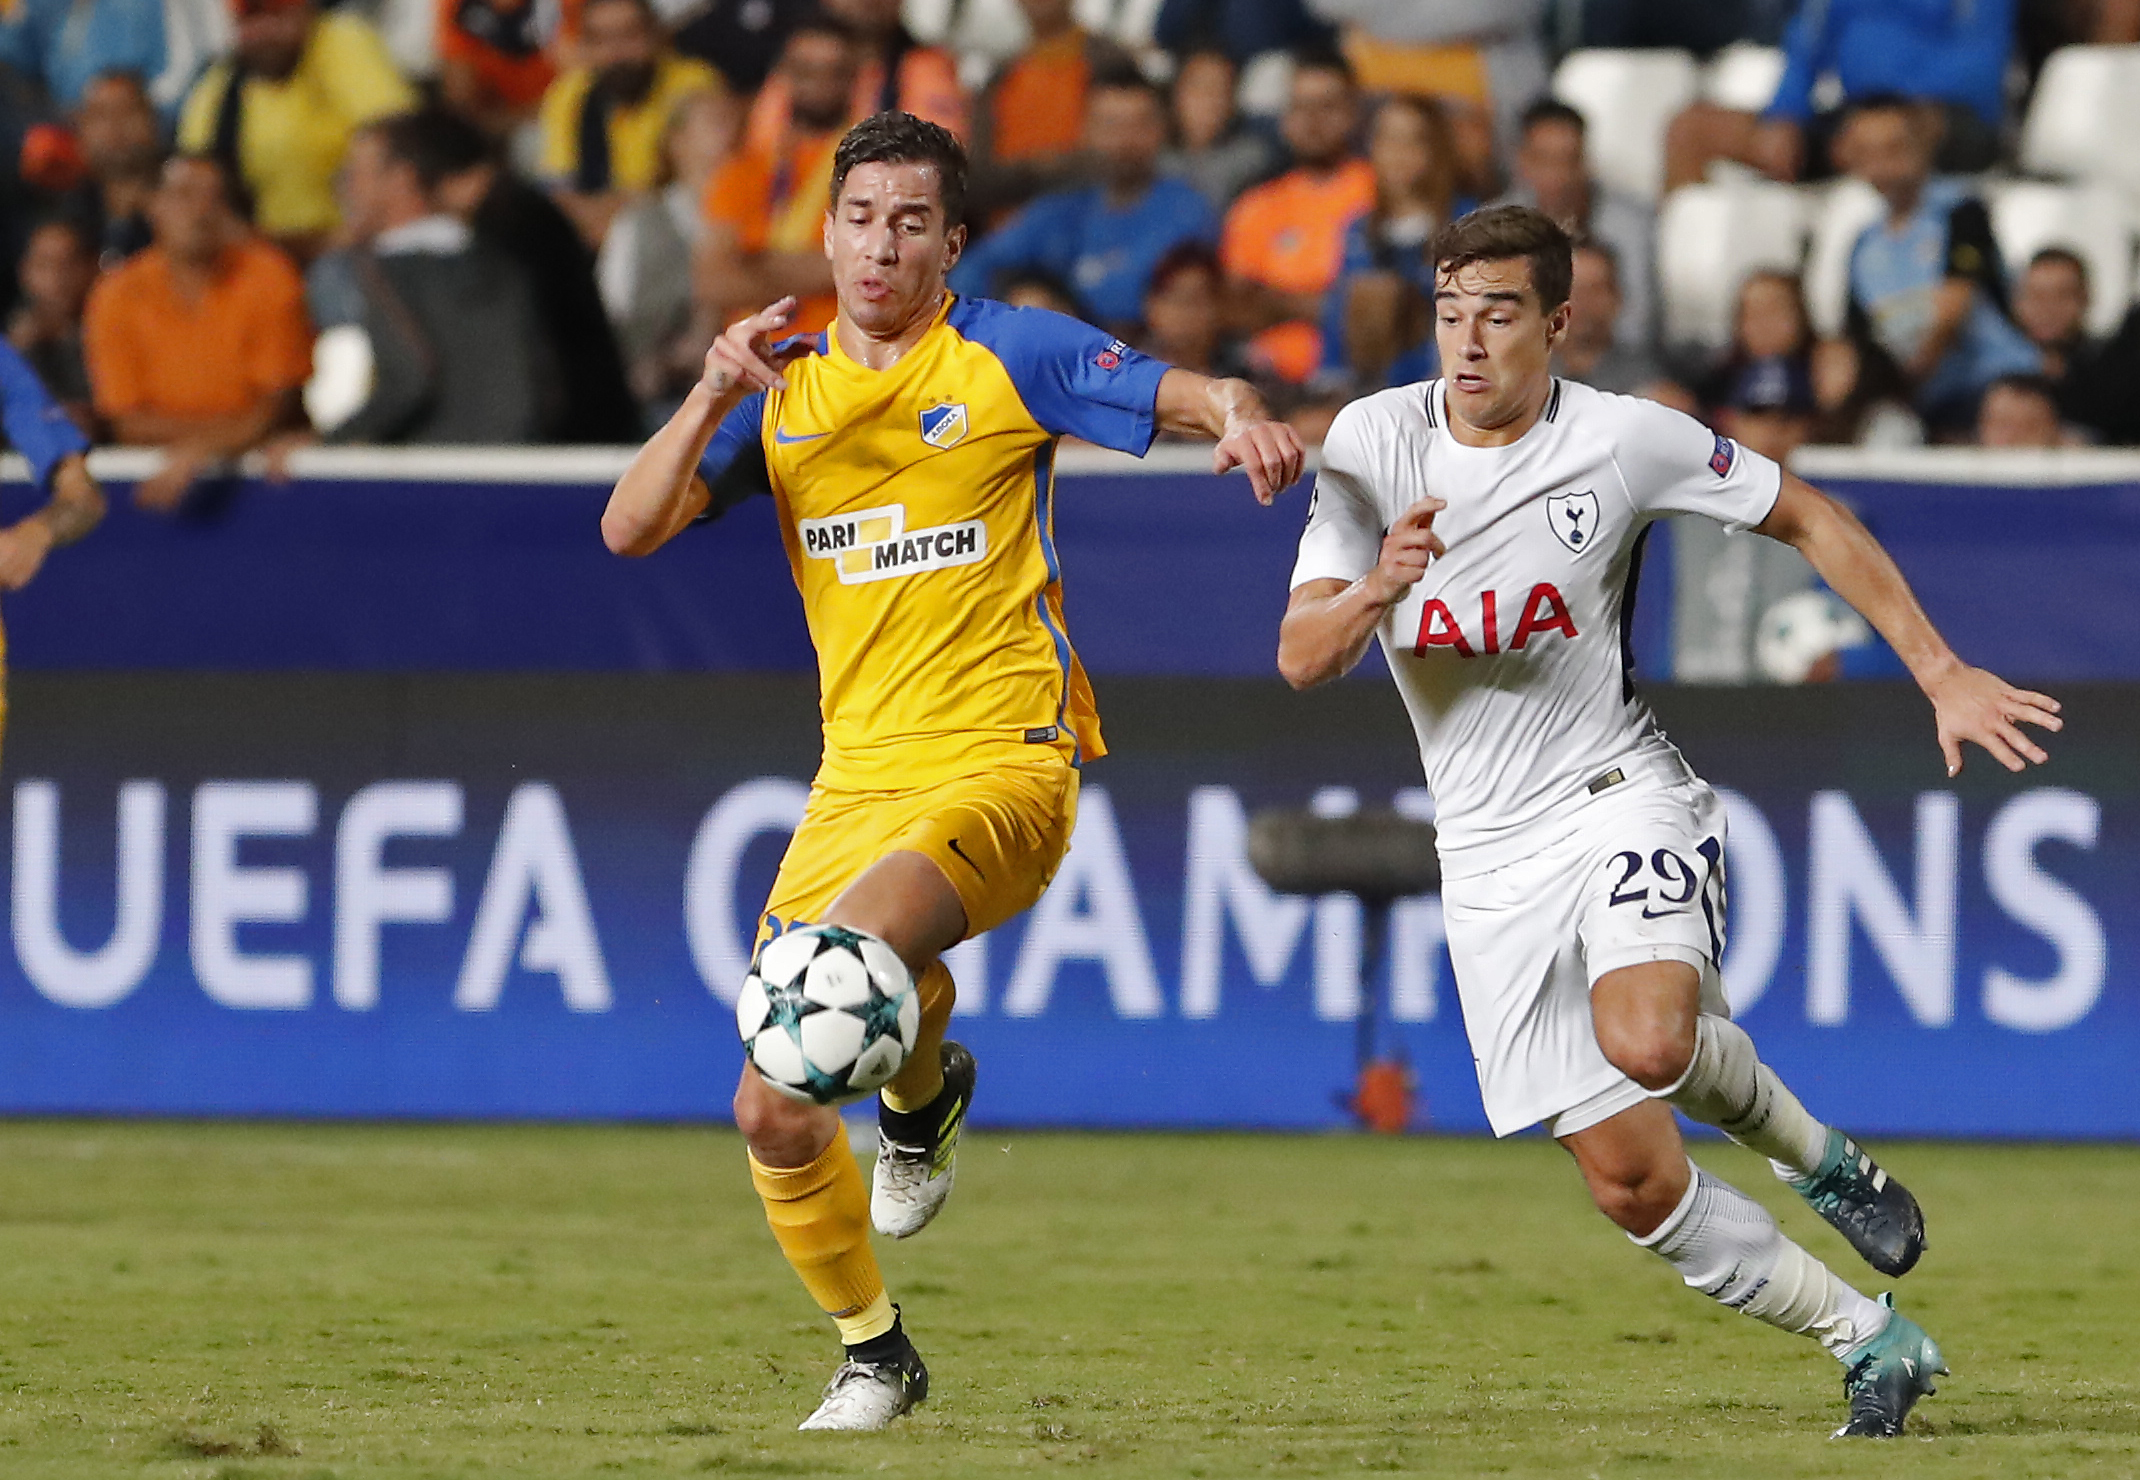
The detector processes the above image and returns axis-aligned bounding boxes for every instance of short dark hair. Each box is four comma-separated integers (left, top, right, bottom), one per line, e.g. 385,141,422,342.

831,110,969,228
1289,44,1355,90
166,151,254,222
785,8,857,48
1145,239,1222,298
1090,61,1166,108
1431,204,1575,311
1520,98,1587,138
1839,91,1920,127
2028,244,2090,289
370,107,493,192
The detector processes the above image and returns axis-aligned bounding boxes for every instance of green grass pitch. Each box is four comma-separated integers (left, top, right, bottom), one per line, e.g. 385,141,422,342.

0,1123,2134,1479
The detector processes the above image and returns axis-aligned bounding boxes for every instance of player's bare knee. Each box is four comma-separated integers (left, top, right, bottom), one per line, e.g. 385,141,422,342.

1585,1160,1685,1238
1596,1021,1695,1093
732,1071,834,1166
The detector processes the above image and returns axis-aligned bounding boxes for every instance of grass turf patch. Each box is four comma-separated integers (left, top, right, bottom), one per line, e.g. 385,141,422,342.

0,1123,2131,1477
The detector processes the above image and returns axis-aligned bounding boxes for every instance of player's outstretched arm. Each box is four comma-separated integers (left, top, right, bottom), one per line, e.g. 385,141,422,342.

1278,496,1446,689
1154,370,1306,505
0,453,104,592
1755,470,2063,775
603,298,806,557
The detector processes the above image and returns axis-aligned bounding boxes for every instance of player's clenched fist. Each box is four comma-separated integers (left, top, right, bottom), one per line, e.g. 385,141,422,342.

703,297,815,398
1366,496,1447,604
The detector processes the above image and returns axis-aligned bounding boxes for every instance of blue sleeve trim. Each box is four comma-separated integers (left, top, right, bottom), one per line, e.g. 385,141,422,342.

0,341,90,491
949,296,1165,455
694,390,770,521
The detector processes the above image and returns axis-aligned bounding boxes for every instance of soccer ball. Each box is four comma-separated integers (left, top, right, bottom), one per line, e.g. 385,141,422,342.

736,924,921,1104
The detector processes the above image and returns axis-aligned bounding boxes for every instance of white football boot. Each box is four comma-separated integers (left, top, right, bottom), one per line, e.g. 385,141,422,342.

796,1345,929,1432
871,1042,974,1239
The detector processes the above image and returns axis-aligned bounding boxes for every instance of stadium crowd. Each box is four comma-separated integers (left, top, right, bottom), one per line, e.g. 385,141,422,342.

5,0,2140,493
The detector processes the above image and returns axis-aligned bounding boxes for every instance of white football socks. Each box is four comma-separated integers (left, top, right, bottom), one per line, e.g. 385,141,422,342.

1657,1014,1829,1179
1636,1163,1888,1360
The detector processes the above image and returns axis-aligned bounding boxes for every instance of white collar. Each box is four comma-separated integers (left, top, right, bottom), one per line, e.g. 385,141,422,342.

374,214,473,257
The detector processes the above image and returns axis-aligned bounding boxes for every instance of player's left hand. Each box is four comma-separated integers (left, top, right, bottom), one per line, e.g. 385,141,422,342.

0,518,53,591
1923,663,2062,776
1214,417,1307,505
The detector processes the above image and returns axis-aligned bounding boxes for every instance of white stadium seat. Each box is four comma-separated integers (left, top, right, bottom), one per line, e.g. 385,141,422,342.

1801,178,1886,339
1656,180,1810,348
2020,46,2140,198
1986,182,2138,339
1551,49,1700,204
1700,42,1786,113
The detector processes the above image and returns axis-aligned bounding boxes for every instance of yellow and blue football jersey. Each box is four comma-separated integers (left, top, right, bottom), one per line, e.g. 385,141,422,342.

695,294,1169,789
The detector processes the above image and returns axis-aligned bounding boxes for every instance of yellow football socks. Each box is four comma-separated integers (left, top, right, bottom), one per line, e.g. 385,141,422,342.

879,959,956,1113
748,1123,895,1345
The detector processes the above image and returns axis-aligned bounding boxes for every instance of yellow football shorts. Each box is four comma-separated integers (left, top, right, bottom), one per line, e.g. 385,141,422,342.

754,751,1081,949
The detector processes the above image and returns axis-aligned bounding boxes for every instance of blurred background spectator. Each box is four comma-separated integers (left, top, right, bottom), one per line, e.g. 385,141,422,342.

744,0,964,152
1135,240,1256,390
695,12,853,338
176,0,415,260
1316,93,1472,399
538,0,722,250
1496,99,1652,354
1159,48,1276,213
1830,95,2040,436
951,69,1215,336
438,0,569,137
60,71,162,269
1664,0,2014,190
1553,240,1674,399
2009,245,2102,431
599,87,740,418
8,217,96,429
1975,371,2072,446
968,0,1133,219
1304,0,1546,189
674,0,801,96
995,267,1080,315
308,109,554,444
82,154,309,508
0,0,164,113
1220,48,1369,390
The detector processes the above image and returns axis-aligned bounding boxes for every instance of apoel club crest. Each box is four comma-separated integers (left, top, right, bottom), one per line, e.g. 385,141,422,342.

919,402,969,449
1545,488,1601,554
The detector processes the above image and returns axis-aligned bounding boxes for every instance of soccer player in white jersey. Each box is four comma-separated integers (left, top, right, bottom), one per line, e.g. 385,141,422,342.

1282,206,2063,1439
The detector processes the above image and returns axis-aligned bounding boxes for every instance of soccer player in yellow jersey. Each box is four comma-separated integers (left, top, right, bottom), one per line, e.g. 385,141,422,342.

604,111,1304,1431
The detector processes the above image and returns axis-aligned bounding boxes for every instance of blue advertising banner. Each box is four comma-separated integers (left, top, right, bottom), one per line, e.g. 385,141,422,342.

1,675,2130,1137
4,453,2136,680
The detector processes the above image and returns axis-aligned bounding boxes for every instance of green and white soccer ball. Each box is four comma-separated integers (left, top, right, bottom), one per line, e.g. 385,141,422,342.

736,924,921,1104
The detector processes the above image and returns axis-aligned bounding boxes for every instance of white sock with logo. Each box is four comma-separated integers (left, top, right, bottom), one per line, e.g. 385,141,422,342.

1635,1163,1888,1360
1657,1014,1830,1179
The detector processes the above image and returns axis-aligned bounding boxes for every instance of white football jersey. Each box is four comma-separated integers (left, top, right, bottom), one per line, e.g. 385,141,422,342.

1291,378,1782,877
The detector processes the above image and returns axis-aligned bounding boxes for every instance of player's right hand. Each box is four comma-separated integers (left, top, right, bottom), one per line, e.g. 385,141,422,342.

702,298,816,398
1366,496,1447,604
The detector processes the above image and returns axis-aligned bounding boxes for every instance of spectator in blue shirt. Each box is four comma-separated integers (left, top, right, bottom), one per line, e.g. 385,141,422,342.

1828,95,2040,433
0,0,166,112
951,69,1218,335
0,338,104,596
1663,0,2014,192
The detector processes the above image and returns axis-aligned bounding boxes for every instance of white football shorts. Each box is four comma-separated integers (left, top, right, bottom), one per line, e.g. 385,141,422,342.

1440,767,1732,1139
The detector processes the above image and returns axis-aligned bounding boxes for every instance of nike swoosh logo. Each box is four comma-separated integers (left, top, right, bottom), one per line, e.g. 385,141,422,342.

947,839,985,879
773,426,829,444
1640,905,1683,919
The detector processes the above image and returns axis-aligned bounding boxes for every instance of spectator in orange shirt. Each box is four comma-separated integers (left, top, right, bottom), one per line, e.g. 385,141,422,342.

743,0,966,154
696,14,853,336
1220,48,1372,384
969,0,1134,218
83,155,312,511
438,0,580,137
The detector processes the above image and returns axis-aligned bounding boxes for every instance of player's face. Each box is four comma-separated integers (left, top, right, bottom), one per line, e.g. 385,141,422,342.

825,161,966,336
1434,257,1569,432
